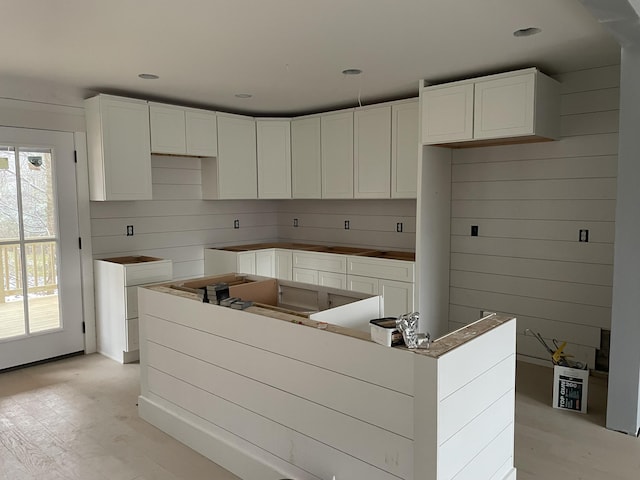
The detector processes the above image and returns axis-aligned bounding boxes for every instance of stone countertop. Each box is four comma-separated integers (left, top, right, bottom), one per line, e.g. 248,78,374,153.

144,276,514,359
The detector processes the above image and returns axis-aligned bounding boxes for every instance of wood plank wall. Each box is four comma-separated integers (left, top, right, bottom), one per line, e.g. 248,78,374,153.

90,155,279,279
448,65,620,367
90,156,416,279
277,199,416,252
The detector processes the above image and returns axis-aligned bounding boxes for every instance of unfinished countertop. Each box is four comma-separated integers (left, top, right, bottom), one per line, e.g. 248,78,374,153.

144,273,513,359
211,242,416,262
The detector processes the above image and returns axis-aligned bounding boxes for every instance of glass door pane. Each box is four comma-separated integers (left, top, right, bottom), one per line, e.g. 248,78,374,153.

0,145,61,340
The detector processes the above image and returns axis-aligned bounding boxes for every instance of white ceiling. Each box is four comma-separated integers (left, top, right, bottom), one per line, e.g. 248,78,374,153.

1,0,620,115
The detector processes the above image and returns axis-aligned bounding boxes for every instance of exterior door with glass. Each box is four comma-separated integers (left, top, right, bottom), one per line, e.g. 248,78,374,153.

0,127,84,370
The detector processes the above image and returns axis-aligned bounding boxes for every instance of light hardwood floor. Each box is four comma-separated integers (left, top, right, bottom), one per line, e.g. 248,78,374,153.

1,354,639,479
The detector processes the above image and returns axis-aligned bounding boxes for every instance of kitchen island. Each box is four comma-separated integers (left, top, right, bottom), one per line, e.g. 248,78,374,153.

138,274,517,480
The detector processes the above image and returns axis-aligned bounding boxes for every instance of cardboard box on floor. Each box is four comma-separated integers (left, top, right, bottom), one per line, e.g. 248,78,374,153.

553,365,589,413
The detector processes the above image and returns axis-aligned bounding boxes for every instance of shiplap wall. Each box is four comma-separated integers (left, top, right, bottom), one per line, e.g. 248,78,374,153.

277,199,416,252
90,157,415,279
90,155,279,279
448,65,620,368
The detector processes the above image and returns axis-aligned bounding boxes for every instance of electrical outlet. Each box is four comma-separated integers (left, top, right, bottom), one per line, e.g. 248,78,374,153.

579,229,589,242
126,225,134,236
344,220,350,230
293,218,298,227
396,222,403,233
471,225,479,237
233,219,240,229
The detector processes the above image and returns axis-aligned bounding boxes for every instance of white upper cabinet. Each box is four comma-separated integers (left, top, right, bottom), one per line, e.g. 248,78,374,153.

84,94,152,201
150,103,217,157
256,119,291,199
203,114,257,200
149,103,187,155
321,110,354,198
421,83,474,144
421,68,560,146
291,116,322,199
185,109,218,157
392,100,419,198
354,106,391,198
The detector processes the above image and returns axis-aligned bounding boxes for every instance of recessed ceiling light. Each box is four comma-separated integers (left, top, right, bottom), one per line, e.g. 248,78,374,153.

138,73,159,80
235,93,253,98
513,27,541,37
342,68,363,75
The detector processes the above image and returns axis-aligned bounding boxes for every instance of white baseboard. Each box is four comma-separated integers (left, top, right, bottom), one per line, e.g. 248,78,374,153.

500,467,517,480
138,395,318,480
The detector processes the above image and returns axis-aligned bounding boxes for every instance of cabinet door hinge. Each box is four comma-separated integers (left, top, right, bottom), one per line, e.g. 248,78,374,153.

74,150,78,164
78,237,82,249
82,321,85,334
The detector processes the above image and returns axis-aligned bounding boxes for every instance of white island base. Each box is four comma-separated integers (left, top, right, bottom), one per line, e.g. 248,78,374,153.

138,276,517,480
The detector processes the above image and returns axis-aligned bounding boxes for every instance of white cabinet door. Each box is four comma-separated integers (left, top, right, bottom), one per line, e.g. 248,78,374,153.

347,275,379,295
274,249,293,280
318,271,346,289
237,252,256,275
379,279,414,317
421,83,474,144
84,95,152,201
473,72,535,139
354,106,391,198
255,249,275,277
256,119,292,199
149,103,187,155
186,109,218,157
291,116,322,198
392,100,419,198
321,111,354,198
216,115,257,199
293,267,318,285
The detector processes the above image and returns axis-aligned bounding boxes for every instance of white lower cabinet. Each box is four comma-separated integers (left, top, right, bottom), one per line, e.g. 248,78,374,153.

94,256,172,363
274,249,293,280
318,271,347,289
237,251,256,275
293,267,318,285
347,256,415,317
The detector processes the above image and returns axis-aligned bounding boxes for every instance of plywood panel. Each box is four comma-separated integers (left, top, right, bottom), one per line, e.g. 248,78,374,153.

451,199,616,221
452,155,617,182
450,287,611,329
450,270,612,307
148,343,412,477
450,237,614,265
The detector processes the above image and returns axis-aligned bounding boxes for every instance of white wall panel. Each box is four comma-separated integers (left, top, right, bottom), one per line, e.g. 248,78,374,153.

90,155,280,279
450,219,615,243
449,65,619,365
277,199,416,252
449,304,601,348
450,287,611,329
452,155,617,182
